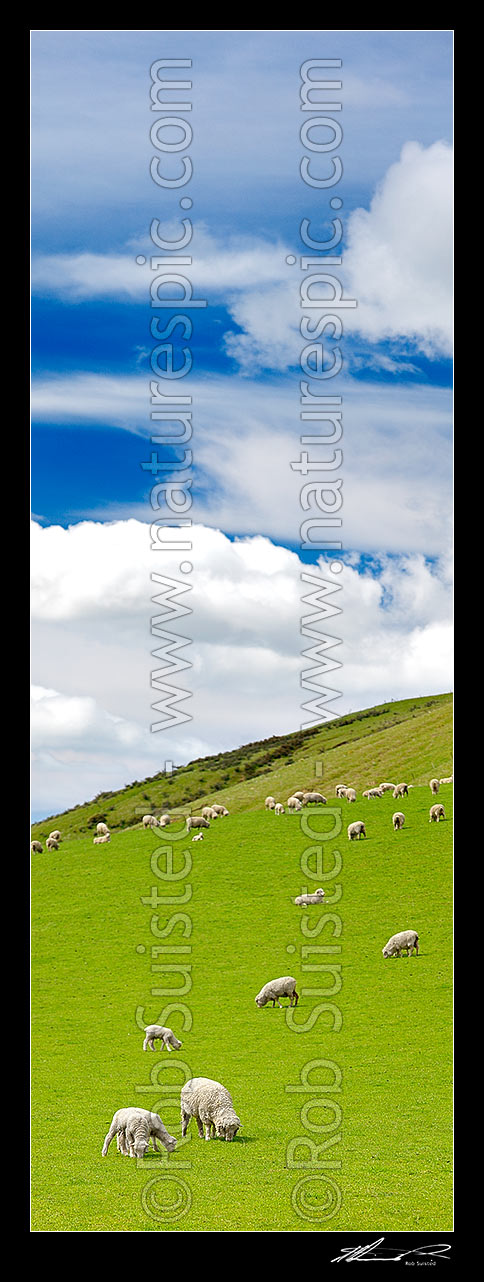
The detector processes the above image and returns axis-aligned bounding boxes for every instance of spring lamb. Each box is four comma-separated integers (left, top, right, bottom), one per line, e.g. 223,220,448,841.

143,1025,182,1053
102,1107,176,1158
294,888,325,906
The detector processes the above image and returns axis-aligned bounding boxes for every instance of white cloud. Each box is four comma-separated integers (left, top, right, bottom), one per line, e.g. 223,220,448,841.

31,227,290,300
31,370,452,556
31,519,453,819
32,142,453,367
344,140,453,355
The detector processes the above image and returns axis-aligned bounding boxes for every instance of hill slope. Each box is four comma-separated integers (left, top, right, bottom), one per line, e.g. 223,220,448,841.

31,693,453,1232
32,692,452,839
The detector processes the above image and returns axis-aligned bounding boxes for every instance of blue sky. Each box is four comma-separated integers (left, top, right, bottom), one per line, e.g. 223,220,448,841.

31,30,453,817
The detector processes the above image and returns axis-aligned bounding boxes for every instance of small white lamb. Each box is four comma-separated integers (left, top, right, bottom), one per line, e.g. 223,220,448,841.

142,1025,182,1053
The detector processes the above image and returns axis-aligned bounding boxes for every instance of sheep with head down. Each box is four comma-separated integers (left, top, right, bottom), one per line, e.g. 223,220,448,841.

102,1107,176,1158
181,1077,242,1142
255,975,299,1008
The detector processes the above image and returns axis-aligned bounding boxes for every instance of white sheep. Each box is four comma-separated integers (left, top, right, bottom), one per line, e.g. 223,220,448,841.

291,791,306,801
159,814,171,827
265,796,276,810
294,888,325,906
392,812,405,831
345,788,357,802
440,776,453,784
96,822,109,836
143,1025,182,1053
181,1077,242,1142
48,830,61,842
382,930,419,959
102,1107,176,1158
93,833,111,844
347,821,366,840
46,837,59,851
255,976,299,1008
302,791,327,805
31,840,43,854
335,785,347,798
379,783,396,793
202,806,217,820
429,803,446,823
429,778,440,795
186,816,210,831
287,796,302,811
393,783,409,799
142,815,158,829
192,832,204,842
211,804,229,816
365,787,383,799
274,803,285,815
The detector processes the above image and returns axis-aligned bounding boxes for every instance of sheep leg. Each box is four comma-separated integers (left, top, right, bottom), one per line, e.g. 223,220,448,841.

292,990,299,1006
204,1123,211,1141
181,1110,190,1138
102,1124,118,1156
142,1036,149,1051
197,1118,204,1139
164,1040,172,1052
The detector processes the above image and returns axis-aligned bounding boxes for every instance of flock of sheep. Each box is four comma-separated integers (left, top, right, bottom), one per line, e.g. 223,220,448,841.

32,768,452,1159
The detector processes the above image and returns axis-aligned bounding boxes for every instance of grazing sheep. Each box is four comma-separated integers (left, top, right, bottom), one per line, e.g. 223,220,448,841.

255,976,299,1008
202,806,217,820
392,812,405,831
31,840,43,854
181,1077,242,1142
142,815,159,829
96,822,109,836
393,783,409,799
102,1107,176,1158
365,787,383,799
192,832,204,842
429,803,446,823
48,830,61,842
93,833,111,844
186,816,210,832
440,776,453,784
382,930,419,959
46,837,59,851
294,888,325,906
291,791,306,801
302,791,327,805
265,796,276,810
274,803,285,815
345,788,357,803
143,1025,182,1053
347,821,366,841
159,814,171,827
429,778,440,795
379,783,396,793
336,785,347,798
287,796,302,811
211,804,229,816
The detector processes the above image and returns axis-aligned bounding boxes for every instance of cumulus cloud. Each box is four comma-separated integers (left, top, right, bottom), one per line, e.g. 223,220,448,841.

32,142,453,368
31,519,452,818
344,140,453,355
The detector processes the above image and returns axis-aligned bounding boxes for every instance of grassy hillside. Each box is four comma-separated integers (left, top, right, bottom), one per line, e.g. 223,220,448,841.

31,692,452,840
31,697,453,1233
